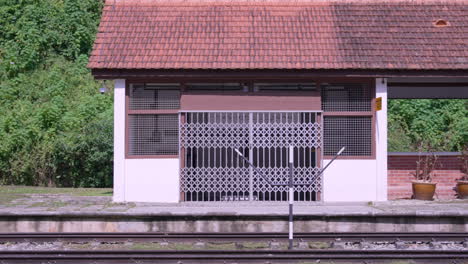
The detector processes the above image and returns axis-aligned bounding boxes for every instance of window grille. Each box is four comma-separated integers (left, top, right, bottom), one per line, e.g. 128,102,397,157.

186,83,244,91
321,83,371,112
323,116,372,156
128,114,178,155
127,83,180,157
254,83,317,91
321,82,374,157
130,84,180,110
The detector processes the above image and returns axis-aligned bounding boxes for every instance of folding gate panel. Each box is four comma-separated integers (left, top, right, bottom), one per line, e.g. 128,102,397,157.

180,112,322,202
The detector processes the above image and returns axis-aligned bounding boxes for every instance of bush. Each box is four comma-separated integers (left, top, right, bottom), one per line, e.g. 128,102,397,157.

0,57,113,187
0,0,111,187
388,99,468,152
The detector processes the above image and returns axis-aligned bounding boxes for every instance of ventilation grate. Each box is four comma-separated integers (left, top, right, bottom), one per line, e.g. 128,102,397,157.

186,83,243,91
321,83,372,112
129,114,178,155
324,116,372,156
130,84,180,110
254,83,317,91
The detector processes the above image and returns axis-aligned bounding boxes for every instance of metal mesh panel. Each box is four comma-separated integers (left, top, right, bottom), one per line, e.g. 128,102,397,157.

323,116,372,156
180,113,250,201
251,112,321,201
321,83,372,112
180,112,322,202
129,114,178,155
186,83,243,91
180,112,250,148
253,150,321,202
254,83,317,91
130,84,180,110
251,112,321,149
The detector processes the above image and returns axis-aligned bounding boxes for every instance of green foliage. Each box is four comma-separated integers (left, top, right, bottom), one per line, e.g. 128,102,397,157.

0,0,102,78
388,99,468,152
0,57,113,187
0,0,111,187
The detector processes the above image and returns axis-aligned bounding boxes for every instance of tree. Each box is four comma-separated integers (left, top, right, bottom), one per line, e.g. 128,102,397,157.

0,0,112,187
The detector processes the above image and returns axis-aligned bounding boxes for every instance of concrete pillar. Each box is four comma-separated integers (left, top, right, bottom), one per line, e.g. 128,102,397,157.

113,79,126,202
375,78,388,201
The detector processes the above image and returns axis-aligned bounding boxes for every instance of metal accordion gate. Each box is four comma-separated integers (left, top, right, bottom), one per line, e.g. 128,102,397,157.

179,111,322,202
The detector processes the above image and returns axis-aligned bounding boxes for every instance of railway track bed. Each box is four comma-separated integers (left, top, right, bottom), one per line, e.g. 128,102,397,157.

0,232,467,263
1,232,467,243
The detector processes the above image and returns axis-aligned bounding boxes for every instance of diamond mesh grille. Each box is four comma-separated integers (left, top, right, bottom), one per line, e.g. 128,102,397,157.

130,84,180,110
321,83,372,112
323,116,372,156
129,114,178,155
180,112,322,202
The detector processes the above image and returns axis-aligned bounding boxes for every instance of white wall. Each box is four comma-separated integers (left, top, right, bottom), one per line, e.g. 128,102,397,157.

124,159,180,203
113,79,180,203
113,79,126,202
323,78,388,202
376,78,388,201
323,159,377,201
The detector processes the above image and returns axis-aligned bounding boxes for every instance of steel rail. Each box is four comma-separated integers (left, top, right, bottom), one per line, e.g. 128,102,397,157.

0,232,466,243
0,249,467,261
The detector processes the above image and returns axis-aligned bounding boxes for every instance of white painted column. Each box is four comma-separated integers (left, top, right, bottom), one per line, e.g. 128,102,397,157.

375,78,388,201
113,79,126,202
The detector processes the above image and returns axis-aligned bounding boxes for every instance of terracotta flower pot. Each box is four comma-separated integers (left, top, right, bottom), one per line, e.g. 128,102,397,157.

456,180,468,199
412,181,436,200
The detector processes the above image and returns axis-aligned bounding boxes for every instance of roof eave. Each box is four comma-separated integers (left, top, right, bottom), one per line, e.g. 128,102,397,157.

91,68,468,80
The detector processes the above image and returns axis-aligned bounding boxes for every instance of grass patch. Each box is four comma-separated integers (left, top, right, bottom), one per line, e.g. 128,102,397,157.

67,242,92,250
79,202,98,209
0,185,112,207
206,242,237,250
104,202,135,208
0,185,112,197
27,201,70,210
308,241,331,249
101,202,136,212
171,243,198,250
239,242,269,249
0,193,27,205
28,202,49,208
129,243,167,250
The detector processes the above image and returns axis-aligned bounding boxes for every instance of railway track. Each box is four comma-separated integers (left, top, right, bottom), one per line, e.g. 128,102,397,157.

0,232,467,263
0,249,467,263
0,232,467,243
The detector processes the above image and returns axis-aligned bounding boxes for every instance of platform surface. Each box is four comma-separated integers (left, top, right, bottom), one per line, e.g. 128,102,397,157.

1,191,468,217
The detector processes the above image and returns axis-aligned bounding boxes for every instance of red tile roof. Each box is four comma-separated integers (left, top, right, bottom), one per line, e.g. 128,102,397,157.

88,0,468,70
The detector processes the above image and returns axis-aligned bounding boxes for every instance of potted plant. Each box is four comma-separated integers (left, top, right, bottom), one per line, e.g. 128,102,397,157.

412,151,438,200
456,148,468,199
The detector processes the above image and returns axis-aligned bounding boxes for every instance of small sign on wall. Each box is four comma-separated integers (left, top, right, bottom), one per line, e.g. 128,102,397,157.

375,97,382,111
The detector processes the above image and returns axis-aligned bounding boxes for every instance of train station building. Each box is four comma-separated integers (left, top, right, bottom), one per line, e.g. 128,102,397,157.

89,0,468,203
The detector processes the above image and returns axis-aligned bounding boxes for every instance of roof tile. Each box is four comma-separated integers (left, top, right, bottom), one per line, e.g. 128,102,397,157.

89,0,468,70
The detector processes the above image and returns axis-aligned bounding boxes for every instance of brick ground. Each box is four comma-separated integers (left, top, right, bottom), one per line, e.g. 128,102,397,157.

388,154,464,200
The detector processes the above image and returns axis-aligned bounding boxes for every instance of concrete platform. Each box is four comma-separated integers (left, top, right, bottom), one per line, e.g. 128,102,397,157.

0,193,467,233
